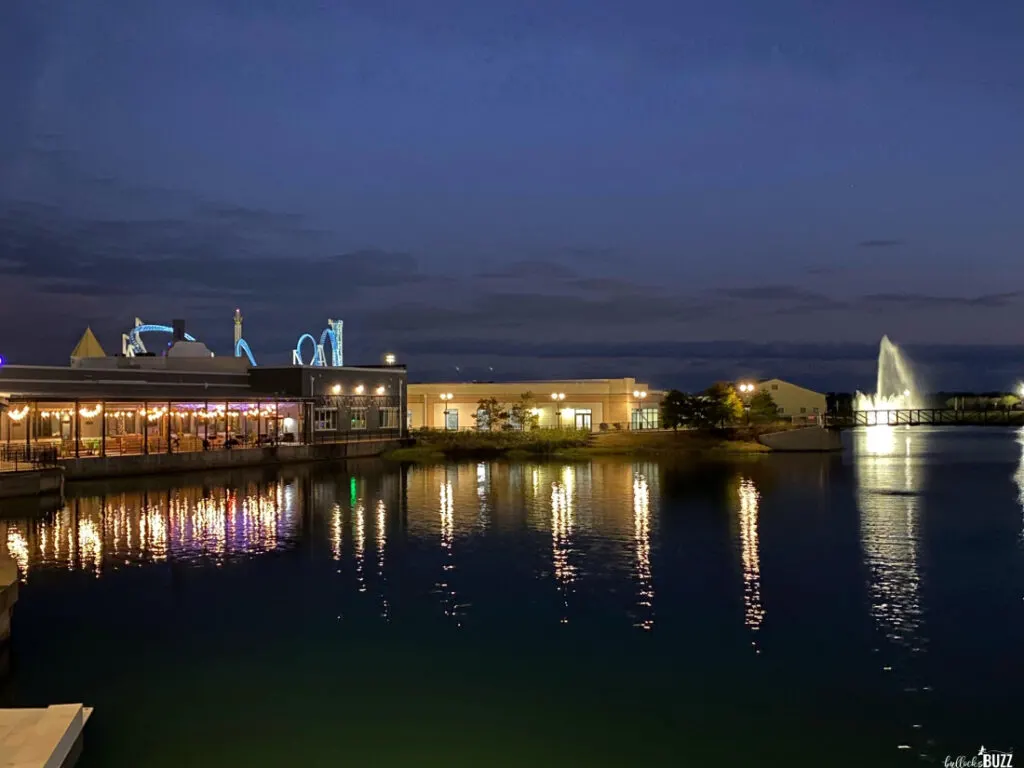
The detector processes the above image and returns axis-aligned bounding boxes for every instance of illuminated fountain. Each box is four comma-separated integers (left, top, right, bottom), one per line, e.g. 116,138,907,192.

854,335,922,414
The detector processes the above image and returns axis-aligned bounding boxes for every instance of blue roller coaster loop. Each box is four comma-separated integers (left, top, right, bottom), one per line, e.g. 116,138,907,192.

235,338,257,366
294,333,318,366
292,326,341,367
128,324,196,354
319,327,340,366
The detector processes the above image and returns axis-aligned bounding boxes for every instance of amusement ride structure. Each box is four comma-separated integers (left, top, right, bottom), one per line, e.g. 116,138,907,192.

121,311,344,368
121,318,196,356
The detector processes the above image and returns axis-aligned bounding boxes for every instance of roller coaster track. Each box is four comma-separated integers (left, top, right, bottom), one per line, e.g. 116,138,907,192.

123,320,196,356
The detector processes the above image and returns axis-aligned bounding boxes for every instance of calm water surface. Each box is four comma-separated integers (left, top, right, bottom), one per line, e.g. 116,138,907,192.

2,426,1024,766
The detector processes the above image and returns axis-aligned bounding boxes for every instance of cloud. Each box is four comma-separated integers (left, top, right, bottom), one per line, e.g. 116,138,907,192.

716,285,825,301
863,291,1022,308
858,239,904,248
477,259,577,281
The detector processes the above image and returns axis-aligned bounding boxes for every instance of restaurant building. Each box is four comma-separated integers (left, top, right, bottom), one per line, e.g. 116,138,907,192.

0,328,407,461
407,378,663,431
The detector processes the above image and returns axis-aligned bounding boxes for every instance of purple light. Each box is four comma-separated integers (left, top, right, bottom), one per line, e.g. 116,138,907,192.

0,354,5,366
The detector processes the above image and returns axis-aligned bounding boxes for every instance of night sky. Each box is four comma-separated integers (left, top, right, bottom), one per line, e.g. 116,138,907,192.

2,0,1023,392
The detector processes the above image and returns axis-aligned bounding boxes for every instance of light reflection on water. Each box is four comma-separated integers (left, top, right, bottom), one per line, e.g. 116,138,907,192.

737,476,764,648
855,425,924,649
853,425,929,759
632,470,654,631
3,448,1024,764
3,481,300,578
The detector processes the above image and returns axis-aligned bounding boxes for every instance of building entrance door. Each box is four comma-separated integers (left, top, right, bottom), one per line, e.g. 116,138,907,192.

574,410,592,430
445,410,459,430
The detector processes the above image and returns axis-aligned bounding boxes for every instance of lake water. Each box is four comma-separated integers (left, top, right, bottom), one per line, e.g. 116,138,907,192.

2,426,1023,766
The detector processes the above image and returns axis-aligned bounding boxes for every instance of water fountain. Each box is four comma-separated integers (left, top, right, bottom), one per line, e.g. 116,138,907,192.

854,335,921,412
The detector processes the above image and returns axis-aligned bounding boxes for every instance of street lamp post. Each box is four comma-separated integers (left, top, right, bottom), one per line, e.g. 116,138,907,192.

632,390,648,429
551,392,566,428
440,392,454,430
738,382,755,424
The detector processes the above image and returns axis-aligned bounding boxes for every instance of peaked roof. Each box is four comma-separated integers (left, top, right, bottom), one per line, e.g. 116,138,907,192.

70,327,106,359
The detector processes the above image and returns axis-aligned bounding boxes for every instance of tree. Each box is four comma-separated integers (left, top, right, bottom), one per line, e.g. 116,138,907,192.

703,382,744,427
748,390,780,422
508,392,540,431
474,397,508,431
660,389,689,430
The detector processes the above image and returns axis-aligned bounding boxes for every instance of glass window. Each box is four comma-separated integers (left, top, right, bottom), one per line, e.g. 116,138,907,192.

475,408,489,431
771,384,779,390
314,407,337,431
379,407,399,428
800,407,807,414
632,408,660,429
574,408,593,430
350,407,367,430
642,407,660,429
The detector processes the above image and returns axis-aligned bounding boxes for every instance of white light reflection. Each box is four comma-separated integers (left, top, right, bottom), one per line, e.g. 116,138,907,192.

737,477,765,648
476,462,490,526
376,499,386,576
438,481,459,624
78,517,102,573
377,499,390,621
551,467,576,624
354,500,366,593
330,503,343,561
856,426,923,649
632,472,654,630
6,526,29,578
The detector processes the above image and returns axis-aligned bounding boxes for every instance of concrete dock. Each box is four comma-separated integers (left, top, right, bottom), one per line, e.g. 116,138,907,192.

0,704,92,768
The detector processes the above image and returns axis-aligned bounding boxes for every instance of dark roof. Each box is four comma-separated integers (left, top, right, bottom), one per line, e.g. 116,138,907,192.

0,364,255,401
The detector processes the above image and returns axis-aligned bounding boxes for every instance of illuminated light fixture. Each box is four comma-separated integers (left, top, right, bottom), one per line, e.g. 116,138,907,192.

355,384,365,395
0,354,5,366
384,353,396,366
737,383,754,394
439,392,454,403
7,405,29,421
530,407,540,415
332,384,342,395
79,405,103,418
375,385,386,395
551,392,566,401
633,390,648,399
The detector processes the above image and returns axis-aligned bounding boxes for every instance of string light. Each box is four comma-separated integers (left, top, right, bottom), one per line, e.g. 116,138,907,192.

8,403,284,422
7,406,29,421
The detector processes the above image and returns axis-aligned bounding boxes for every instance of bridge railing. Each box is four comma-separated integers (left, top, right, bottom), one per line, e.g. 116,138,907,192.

823,408,1024,428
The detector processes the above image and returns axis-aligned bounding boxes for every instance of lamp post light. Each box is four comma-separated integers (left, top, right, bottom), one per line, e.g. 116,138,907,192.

440,392,454,430
551,392,566,428
737,382,755,424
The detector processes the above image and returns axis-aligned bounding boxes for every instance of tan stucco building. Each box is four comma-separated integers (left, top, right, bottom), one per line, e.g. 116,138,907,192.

408,378,663,431
741,378,827,424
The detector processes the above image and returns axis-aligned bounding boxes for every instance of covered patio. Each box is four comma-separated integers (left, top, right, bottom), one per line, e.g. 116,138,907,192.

2,399,305,460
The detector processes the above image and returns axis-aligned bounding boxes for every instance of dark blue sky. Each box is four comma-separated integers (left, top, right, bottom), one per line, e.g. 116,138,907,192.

2,0,1023,391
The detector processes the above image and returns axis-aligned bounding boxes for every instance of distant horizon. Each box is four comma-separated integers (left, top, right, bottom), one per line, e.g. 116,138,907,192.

3,321,1022,395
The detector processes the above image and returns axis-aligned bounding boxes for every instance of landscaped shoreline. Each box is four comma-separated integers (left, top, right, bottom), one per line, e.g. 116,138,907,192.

381,427,789,462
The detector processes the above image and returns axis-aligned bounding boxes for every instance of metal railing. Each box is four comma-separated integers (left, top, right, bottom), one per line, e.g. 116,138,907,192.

0,444,60,472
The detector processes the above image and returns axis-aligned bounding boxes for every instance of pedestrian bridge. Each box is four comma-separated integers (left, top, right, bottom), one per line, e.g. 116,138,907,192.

824,408,1024,428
